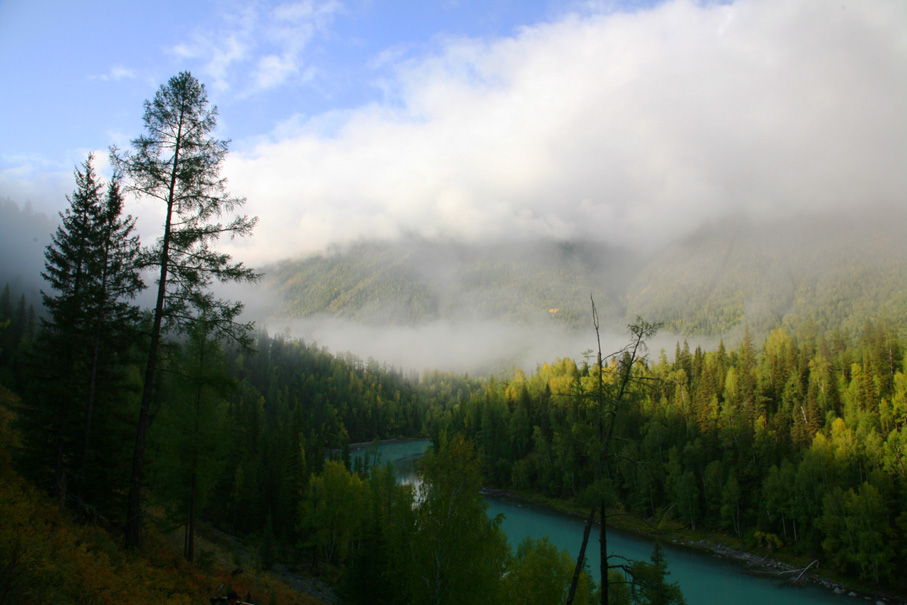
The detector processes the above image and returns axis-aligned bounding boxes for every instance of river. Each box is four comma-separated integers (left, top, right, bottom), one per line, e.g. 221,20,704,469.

353,439,854,604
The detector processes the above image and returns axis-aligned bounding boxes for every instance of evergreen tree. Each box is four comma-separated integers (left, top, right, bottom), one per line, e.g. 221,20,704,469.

148,317,232,562
21,154,142,509
111,72,258,547
627,542,686,605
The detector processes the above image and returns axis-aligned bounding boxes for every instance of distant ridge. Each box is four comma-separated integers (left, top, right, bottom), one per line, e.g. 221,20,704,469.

263,209,907,342
626,209,907,340
263,238,641,330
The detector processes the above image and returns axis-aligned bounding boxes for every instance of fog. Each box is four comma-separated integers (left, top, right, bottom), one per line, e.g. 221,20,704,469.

221,0,907,267
2,0,905,376
0,198,55,297
263,314,697,377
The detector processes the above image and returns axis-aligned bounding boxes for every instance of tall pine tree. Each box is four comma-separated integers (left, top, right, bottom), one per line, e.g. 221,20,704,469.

111,72,258,548
21,154,143,510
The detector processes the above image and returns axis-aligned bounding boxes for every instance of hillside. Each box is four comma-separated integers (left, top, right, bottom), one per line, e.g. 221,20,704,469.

625,208,907,340
3,196,905,345
263,208,907,342
263,239,641,330
0,198,54,296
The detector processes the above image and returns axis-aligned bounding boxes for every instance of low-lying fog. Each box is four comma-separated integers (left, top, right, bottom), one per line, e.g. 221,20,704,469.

263,314,698,378
271,315,587,376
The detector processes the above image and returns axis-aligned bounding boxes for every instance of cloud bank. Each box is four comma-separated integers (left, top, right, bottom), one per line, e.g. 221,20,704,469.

267,314,678,376
223,0,907,267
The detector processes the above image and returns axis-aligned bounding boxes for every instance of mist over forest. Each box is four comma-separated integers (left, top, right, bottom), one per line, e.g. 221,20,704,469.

2,2,906,602
0,198,54,297
4,192,905,376
4,0,904,375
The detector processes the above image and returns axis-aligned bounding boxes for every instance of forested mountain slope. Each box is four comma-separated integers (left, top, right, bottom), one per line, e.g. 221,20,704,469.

626,208,907,339
266,208,907,341
264,239,640,329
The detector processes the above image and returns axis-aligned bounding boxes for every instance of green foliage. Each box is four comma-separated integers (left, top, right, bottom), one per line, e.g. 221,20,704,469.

111,71,258,548
0,464,317,604
441,321,907,588
408,436,510,605
0,284,38,395
298,460,369,566
626,213,907,339
16,154,142,514
263,213,907,344
818,483,895,584
626,542,686,605
340,462,415,604
111,71,258,343
503,537,594,605
6,157,907,596
148,319,234,560
265,239,636,329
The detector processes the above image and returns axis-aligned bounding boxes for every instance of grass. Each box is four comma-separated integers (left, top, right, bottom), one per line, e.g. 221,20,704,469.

0,394,321,605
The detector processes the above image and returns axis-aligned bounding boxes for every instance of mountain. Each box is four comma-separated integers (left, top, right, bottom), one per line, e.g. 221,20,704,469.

4,194,904,345
626,208,907,340
263,238,643,330
263,208,907,342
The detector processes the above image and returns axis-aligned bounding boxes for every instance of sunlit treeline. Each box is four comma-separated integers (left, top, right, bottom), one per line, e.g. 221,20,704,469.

5,260,904,594
432,321,906,587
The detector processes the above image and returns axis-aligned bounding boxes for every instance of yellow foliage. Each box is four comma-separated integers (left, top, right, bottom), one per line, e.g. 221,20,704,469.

0,465,319,604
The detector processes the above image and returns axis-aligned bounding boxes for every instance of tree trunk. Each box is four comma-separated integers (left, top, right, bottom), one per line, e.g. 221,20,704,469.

566,506,596,605
186,469,197,562
126,400,150,548
600,501,607,605
568,305,656,604
125,198,173,548
125,116,182,548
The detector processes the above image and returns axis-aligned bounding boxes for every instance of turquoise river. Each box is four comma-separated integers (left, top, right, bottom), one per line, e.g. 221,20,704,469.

354,439,859,604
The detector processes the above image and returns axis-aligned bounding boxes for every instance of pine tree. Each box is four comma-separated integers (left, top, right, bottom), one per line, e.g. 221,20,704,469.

149,316,232,562
111,71,258,548
22,154,143,508
628,541,686,605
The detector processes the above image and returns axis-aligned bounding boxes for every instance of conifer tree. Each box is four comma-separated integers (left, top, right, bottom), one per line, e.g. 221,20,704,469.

22,154,143,508
111,71,258,548
149,316,232,562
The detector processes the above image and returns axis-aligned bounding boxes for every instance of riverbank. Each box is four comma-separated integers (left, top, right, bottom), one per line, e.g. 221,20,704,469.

346,436,425,449
481,487,906,605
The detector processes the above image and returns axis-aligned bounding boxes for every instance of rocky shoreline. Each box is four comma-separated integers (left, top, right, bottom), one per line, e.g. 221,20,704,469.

678,539,904,605
481,488,906,605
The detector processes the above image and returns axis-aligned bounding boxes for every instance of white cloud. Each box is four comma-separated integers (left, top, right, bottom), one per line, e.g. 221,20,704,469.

89,65,138,82
254,53,298,90
169,0,341,93
223,0,907,267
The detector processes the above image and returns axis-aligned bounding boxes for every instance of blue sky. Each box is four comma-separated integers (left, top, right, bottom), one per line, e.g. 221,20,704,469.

1,0,905,267
0,0,564,178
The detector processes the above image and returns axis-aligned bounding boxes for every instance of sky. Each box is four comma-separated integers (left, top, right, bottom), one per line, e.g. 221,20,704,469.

2,0,906,269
